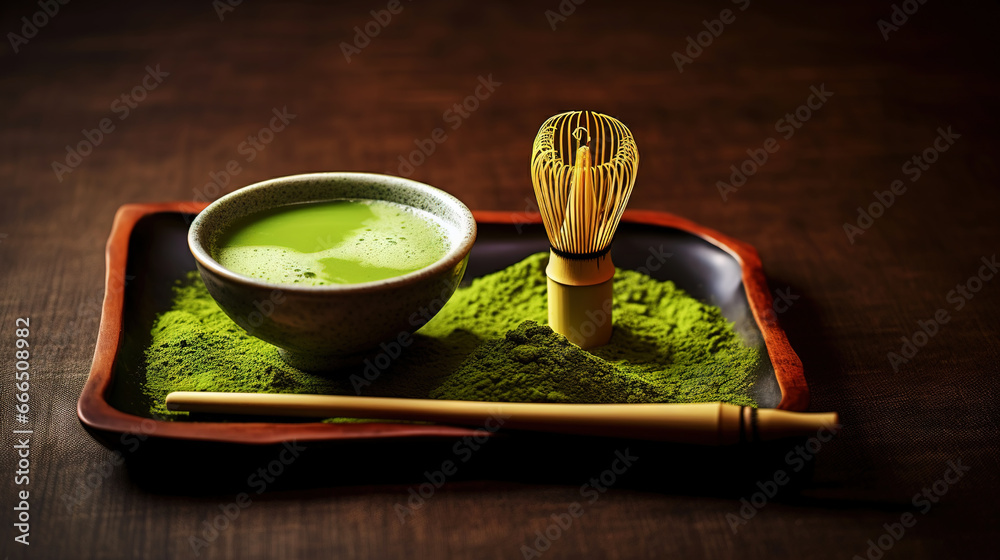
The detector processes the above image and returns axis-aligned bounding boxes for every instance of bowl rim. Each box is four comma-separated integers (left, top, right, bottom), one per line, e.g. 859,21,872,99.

187,172,477,294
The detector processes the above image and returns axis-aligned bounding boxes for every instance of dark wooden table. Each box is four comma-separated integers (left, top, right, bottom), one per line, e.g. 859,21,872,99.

2,0,998,558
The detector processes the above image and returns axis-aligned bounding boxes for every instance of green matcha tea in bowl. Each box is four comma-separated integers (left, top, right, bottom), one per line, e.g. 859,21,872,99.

188,172,477,370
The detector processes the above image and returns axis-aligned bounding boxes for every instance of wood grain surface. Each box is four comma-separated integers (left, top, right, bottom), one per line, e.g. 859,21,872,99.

1,0,998,558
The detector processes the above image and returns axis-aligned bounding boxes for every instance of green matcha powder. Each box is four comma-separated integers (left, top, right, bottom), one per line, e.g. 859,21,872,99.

144,253,760,419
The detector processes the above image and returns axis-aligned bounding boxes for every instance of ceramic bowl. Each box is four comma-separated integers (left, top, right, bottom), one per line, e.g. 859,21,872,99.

188,172,477,370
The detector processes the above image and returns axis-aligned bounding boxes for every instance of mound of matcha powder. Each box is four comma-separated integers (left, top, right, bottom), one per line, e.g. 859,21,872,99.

143,253,761,419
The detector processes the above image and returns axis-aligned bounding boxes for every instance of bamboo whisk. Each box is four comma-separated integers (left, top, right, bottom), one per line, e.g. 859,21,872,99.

530,111,639,348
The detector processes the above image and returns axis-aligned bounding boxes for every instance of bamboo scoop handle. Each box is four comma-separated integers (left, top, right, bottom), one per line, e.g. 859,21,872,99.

166,392,839,446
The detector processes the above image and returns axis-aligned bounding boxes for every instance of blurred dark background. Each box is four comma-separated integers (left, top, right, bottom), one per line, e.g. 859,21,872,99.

1,1,998,558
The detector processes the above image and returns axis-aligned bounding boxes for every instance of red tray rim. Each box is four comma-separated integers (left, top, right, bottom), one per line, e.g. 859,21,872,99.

77,203,809,445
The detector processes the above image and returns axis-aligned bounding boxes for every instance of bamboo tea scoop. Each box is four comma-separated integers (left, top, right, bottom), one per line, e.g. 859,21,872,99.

166,392,839,445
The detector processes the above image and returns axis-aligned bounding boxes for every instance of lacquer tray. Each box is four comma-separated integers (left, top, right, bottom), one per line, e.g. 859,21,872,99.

77,203,808,445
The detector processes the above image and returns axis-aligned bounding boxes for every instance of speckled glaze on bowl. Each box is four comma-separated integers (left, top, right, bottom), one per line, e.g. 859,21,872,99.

188,172,477,371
